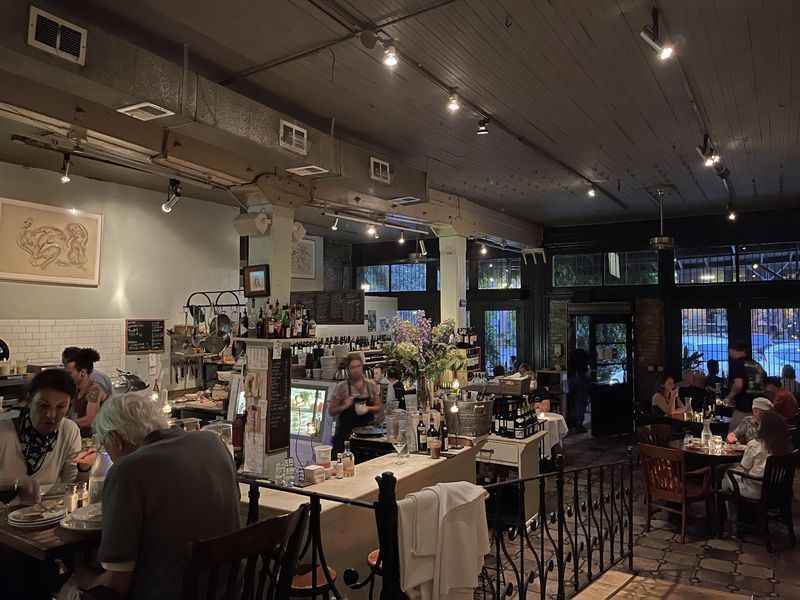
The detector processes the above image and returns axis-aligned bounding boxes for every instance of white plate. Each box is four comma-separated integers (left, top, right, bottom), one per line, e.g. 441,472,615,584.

8,505,65,524
8,515,63,528
59,515,102,531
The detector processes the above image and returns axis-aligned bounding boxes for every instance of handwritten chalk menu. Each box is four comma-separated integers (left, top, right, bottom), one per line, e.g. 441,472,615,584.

266,346,291,452
290,290,365,325
125,320,165,354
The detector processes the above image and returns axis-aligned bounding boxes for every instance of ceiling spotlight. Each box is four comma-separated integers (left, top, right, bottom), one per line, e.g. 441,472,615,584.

398,232,405,245
161,178,182,214
60,152,71,184
383,45,398,67
331,217,339,231
587,187,596,198
726,203,737,221
69,208,78,215
752,263,759,270
366,224,377,236
419,239,427,256
477,119,489,135
640,8,674,61
446,93,460,112
480,243,487,255
360,283,371,292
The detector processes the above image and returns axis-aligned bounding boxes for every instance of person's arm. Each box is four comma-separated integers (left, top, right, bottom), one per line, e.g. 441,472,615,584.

739,441,758,473
328,385,353,417
367,381,383,414
60,422,82,483
725,378,744,405
76,388,107,428
652,393,668,416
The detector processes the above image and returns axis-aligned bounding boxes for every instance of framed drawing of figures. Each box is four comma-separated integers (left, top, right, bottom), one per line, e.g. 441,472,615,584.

0,197,103,287
292,237,316,279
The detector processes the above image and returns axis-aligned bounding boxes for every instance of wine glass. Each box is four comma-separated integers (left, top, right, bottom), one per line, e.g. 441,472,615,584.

386,410,408,464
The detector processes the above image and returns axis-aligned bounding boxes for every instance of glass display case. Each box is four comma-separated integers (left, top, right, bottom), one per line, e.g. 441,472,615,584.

290,385,327,439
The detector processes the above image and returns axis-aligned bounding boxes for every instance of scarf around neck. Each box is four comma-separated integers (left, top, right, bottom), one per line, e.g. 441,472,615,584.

16,409,59,476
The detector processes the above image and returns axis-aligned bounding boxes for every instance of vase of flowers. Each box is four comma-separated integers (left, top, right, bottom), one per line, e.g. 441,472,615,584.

385,314,465,410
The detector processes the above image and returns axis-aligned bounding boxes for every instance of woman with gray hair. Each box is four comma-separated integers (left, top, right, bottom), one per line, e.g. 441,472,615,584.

79,392,240,600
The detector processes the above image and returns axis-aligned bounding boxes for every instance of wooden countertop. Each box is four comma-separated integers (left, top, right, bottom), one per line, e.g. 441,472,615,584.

239,443,482,515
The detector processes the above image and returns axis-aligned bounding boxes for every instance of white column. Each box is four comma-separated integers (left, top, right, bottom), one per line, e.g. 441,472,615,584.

248,204,295,306
438,233,467,327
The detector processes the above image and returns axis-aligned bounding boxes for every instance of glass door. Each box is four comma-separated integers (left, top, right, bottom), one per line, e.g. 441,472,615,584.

484,309,519,374
593,321,630,385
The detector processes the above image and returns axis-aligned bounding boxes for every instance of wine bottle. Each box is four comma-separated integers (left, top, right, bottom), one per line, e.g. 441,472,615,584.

441,418,449,452
417,414,427,452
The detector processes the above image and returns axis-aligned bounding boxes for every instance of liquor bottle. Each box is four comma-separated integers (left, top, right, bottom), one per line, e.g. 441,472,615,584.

514,406,525,439
241,308,249,336
417,413,428,452
441,418,449,452
282,306,291,338
493,405,501,435
256,307,265,338
295,306,303,338
273,303,281,338
308,315,317,338
341,441,355,477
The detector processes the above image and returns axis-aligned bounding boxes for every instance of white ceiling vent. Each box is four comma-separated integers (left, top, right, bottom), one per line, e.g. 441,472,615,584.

280,120,308,156
27,6,87,66
286,165,329,177
392,196,425,206
116,102,175,121
370,157,391,184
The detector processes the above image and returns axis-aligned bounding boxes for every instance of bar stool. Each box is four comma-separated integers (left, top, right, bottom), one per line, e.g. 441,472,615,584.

366,548,382,597
290,564,337,598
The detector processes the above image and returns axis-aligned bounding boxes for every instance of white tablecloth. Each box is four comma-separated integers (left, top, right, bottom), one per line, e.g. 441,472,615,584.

539,412,568,459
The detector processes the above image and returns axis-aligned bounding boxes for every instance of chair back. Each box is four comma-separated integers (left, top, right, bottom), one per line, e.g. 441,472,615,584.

182,504,309,600
761,450,799,508
638,424,672,446
639,443,686,502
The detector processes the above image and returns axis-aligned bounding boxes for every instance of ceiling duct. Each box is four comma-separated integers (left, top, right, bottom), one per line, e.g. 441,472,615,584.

117,102,175,122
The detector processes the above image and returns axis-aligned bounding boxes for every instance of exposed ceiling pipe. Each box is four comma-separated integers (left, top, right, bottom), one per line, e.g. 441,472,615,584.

321,210,430,235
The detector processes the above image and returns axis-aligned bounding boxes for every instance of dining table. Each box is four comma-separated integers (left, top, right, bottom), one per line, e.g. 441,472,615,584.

0,504,100,561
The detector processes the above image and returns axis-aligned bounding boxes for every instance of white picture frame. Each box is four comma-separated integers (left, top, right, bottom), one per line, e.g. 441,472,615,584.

0,197,103,287
292,237,316,279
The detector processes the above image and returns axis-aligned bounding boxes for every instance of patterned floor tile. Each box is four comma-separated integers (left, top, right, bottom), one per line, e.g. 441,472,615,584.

737,562,773,579
699,557,737,574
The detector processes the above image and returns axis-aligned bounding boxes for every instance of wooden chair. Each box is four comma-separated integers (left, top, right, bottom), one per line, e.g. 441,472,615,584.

181,504,309,600
637,424,673,447
722,450,799,552
639,443,714,543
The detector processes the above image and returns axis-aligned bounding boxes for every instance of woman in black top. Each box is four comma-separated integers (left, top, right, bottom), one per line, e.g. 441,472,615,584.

329,353,382,454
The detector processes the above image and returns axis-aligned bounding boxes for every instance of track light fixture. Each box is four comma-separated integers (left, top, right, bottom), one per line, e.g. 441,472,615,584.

366,224,377,236
480,243,488,255
419,239,427,256
161,178,182,214
587,187,596,198
477,119,489,135
398,232,405,245
640,8,674,61
331,217,339,231
726,203,737,222
697,134,721,168
60,152,71,184
382,44,398,67
446,93,460,112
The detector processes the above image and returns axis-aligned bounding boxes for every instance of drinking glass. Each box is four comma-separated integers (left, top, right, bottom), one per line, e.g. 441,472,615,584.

274,461,286,485
284,458,296,486
683,433,693,448
386,410,408,464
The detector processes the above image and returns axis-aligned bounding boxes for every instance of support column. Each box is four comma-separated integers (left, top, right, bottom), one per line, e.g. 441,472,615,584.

248,204,295,305
437,230,467,328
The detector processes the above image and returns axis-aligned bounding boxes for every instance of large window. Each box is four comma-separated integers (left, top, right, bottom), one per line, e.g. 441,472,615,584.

356,265,390,292
739,244,800,282
681,308,729,376
484,310,518,373
396,309,423,325
552,254,603,287
751,308,800,376
675,246,736,285
390,263,426,291
604,251,658,286
478,258,521,289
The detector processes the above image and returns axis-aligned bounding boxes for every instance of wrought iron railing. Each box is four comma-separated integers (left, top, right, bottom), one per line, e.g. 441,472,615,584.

480,452,635,599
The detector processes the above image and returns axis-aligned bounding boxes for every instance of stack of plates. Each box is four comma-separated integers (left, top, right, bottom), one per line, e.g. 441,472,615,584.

7,502,65,529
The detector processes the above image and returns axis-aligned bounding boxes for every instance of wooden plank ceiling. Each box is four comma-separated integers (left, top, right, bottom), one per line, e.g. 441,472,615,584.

84,0,800,225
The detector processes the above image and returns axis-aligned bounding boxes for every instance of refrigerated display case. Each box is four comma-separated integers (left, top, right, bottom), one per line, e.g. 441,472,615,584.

289,379,337,466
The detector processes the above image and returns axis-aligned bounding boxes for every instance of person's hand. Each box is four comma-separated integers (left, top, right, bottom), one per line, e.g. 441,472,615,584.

73,449,97,471
17,477,40,504
342,395,355,410
726,432,737,444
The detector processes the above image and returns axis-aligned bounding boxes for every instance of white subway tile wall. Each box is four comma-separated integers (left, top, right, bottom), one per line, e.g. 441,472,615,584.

0,319,125,373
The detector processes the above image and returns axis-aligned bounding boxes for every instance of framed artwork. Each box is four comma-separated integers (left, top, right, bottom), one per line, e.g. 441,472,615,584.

243,264,270,297
292,237,316,279
0,197,103,287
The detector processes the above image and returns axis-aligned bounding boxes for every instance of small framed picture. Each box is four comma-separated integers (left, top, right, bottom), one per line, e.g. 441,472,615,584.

243,264,270,297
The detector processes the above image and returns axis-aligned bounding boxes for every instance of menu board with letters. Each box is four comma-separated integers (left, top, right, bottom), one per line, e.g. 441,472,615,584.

125,319,165,354
290,290,365,325
266,347,291,452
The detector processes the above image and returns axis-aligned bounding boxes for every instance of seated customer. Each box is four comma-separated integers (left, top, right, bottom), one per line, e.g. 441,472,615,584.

517,363,532,377
679,370,710,412
386,366,406,411
0,370,94,504
726,397,772,444
63,346,113,396
64,348,108,435
84,392,240,600
705,359,725,393
723,410,790,499
652,374,686,417
764,376,798,420
492,364,506,377
782,364,800,397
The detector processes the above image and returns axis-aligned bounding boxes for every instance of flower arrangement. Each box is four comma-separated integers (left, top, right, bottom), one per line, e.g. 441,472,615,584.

385,314,465,385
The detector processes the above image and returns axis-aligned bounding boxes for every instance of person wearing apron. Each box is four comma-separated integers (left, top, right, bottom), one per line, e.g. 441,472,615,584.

329,353,381,456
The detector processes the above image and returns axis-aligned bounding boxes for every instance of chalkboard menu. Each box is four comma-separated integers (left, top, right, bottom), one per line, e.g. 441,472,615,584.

125,319,165,354
290,290,365,325
266,347,291,452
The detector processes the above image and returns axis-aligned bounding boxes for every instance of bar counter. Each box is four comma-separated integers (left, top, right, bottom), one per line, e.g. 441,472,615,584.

239,443,482,598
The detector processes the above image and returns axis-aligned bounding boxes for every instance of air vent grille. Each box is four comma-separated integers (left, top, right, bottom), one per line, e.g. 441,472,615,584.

391,196,424,206
286,165,329,177
28,7,87,65
117,102,175,121
370,157,391,184
280,120,308,156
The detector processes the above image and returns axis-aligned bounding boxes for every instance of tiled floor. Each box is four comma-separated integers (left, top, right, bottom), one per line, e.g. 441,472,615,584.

480,431,800,599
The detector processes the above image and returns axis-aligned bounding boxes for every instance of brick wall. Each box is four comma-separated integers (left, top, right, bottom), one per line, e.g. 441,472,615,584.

0,319,124,373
